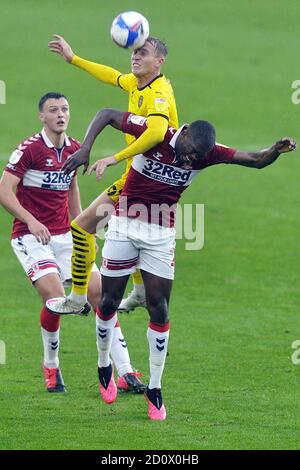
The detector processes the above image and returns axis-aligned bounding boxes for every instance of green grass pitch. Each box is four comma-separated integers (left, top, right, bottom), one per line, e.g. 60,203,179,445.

0,0,300,450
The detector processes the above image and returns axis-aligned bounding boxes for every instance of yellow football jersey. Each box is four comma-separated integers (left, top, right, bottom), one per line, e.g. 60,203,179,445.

118,73,178,143
71,56,178,196
72,56,178,139
116,72,178,182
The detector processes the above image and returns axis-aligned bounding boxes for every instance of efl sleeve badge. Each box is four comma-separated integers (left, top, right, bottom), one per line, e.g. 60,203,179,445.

154,97,168,113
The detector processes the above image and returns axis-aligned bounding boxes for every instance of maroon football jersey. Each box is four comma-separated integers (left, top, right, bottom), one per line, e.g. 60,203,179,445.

115,113,236,226
5,129,80,238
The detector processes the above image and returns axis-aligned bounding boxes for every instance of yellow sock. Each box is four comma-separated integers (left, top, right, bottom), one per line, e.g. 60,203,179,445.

132,270,144,285
71,220,96,296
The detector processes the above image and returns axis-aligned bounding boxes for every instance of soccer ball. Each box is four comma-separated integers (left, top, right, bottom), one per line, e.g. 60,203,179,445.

110,11,149,49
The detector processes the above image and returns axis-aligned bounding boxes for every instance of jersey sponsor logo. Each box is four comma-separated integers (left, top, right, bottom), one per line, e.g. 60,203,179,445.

45,158,54,167
128,114,147,127
132,155,200,187
154,97,168,112
138,96,143,108
23,169,74,190
142,159,191,186
41,171,73,189
9,149,23,164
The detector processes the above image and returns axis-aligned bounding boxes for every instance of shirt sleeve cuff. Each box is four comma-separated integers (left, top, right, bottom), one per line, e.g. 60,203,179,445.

71,54,81,65
114,151,127,162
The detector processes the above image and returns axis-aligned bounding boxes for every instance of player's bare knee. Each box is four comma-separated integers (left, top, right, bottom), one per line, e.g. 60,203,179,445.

35,276,64,303
88,292,101,310
40,288,65,303
100,294,120,316
147,298,169,325
88,288,101,309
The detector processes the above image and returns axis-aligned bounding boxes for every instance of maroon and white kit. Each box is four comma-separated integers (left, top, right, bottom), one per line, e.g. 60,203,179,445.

101,113,236,280
6,129,97,283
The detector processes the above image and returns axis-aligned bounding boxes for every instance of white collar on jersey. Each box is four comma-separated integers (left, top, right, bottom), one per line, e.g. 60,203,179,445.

41,128,71,148
169,124,187,149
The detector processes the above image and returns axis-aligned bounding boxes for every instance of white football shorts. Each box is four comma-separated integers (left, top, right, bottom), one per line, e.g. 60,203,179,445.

11,231,99,284
101,216,176,280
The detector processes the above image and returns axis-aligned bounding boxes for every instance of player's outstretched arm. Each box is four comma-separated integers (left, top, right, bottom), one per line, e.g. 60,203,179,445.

0,172,51,244
231,137,297,169
48,34,75,62
62,109,125,175
48,35,122,86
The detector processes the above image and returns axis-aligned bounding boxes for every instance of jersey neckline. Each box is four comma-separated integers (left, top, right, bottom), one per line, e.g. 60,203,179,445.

137,73,164,91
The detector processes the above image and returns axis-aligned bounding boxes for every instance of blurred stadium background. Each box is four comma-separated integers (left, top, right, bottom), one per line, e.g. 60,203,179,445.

0,0,299,450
